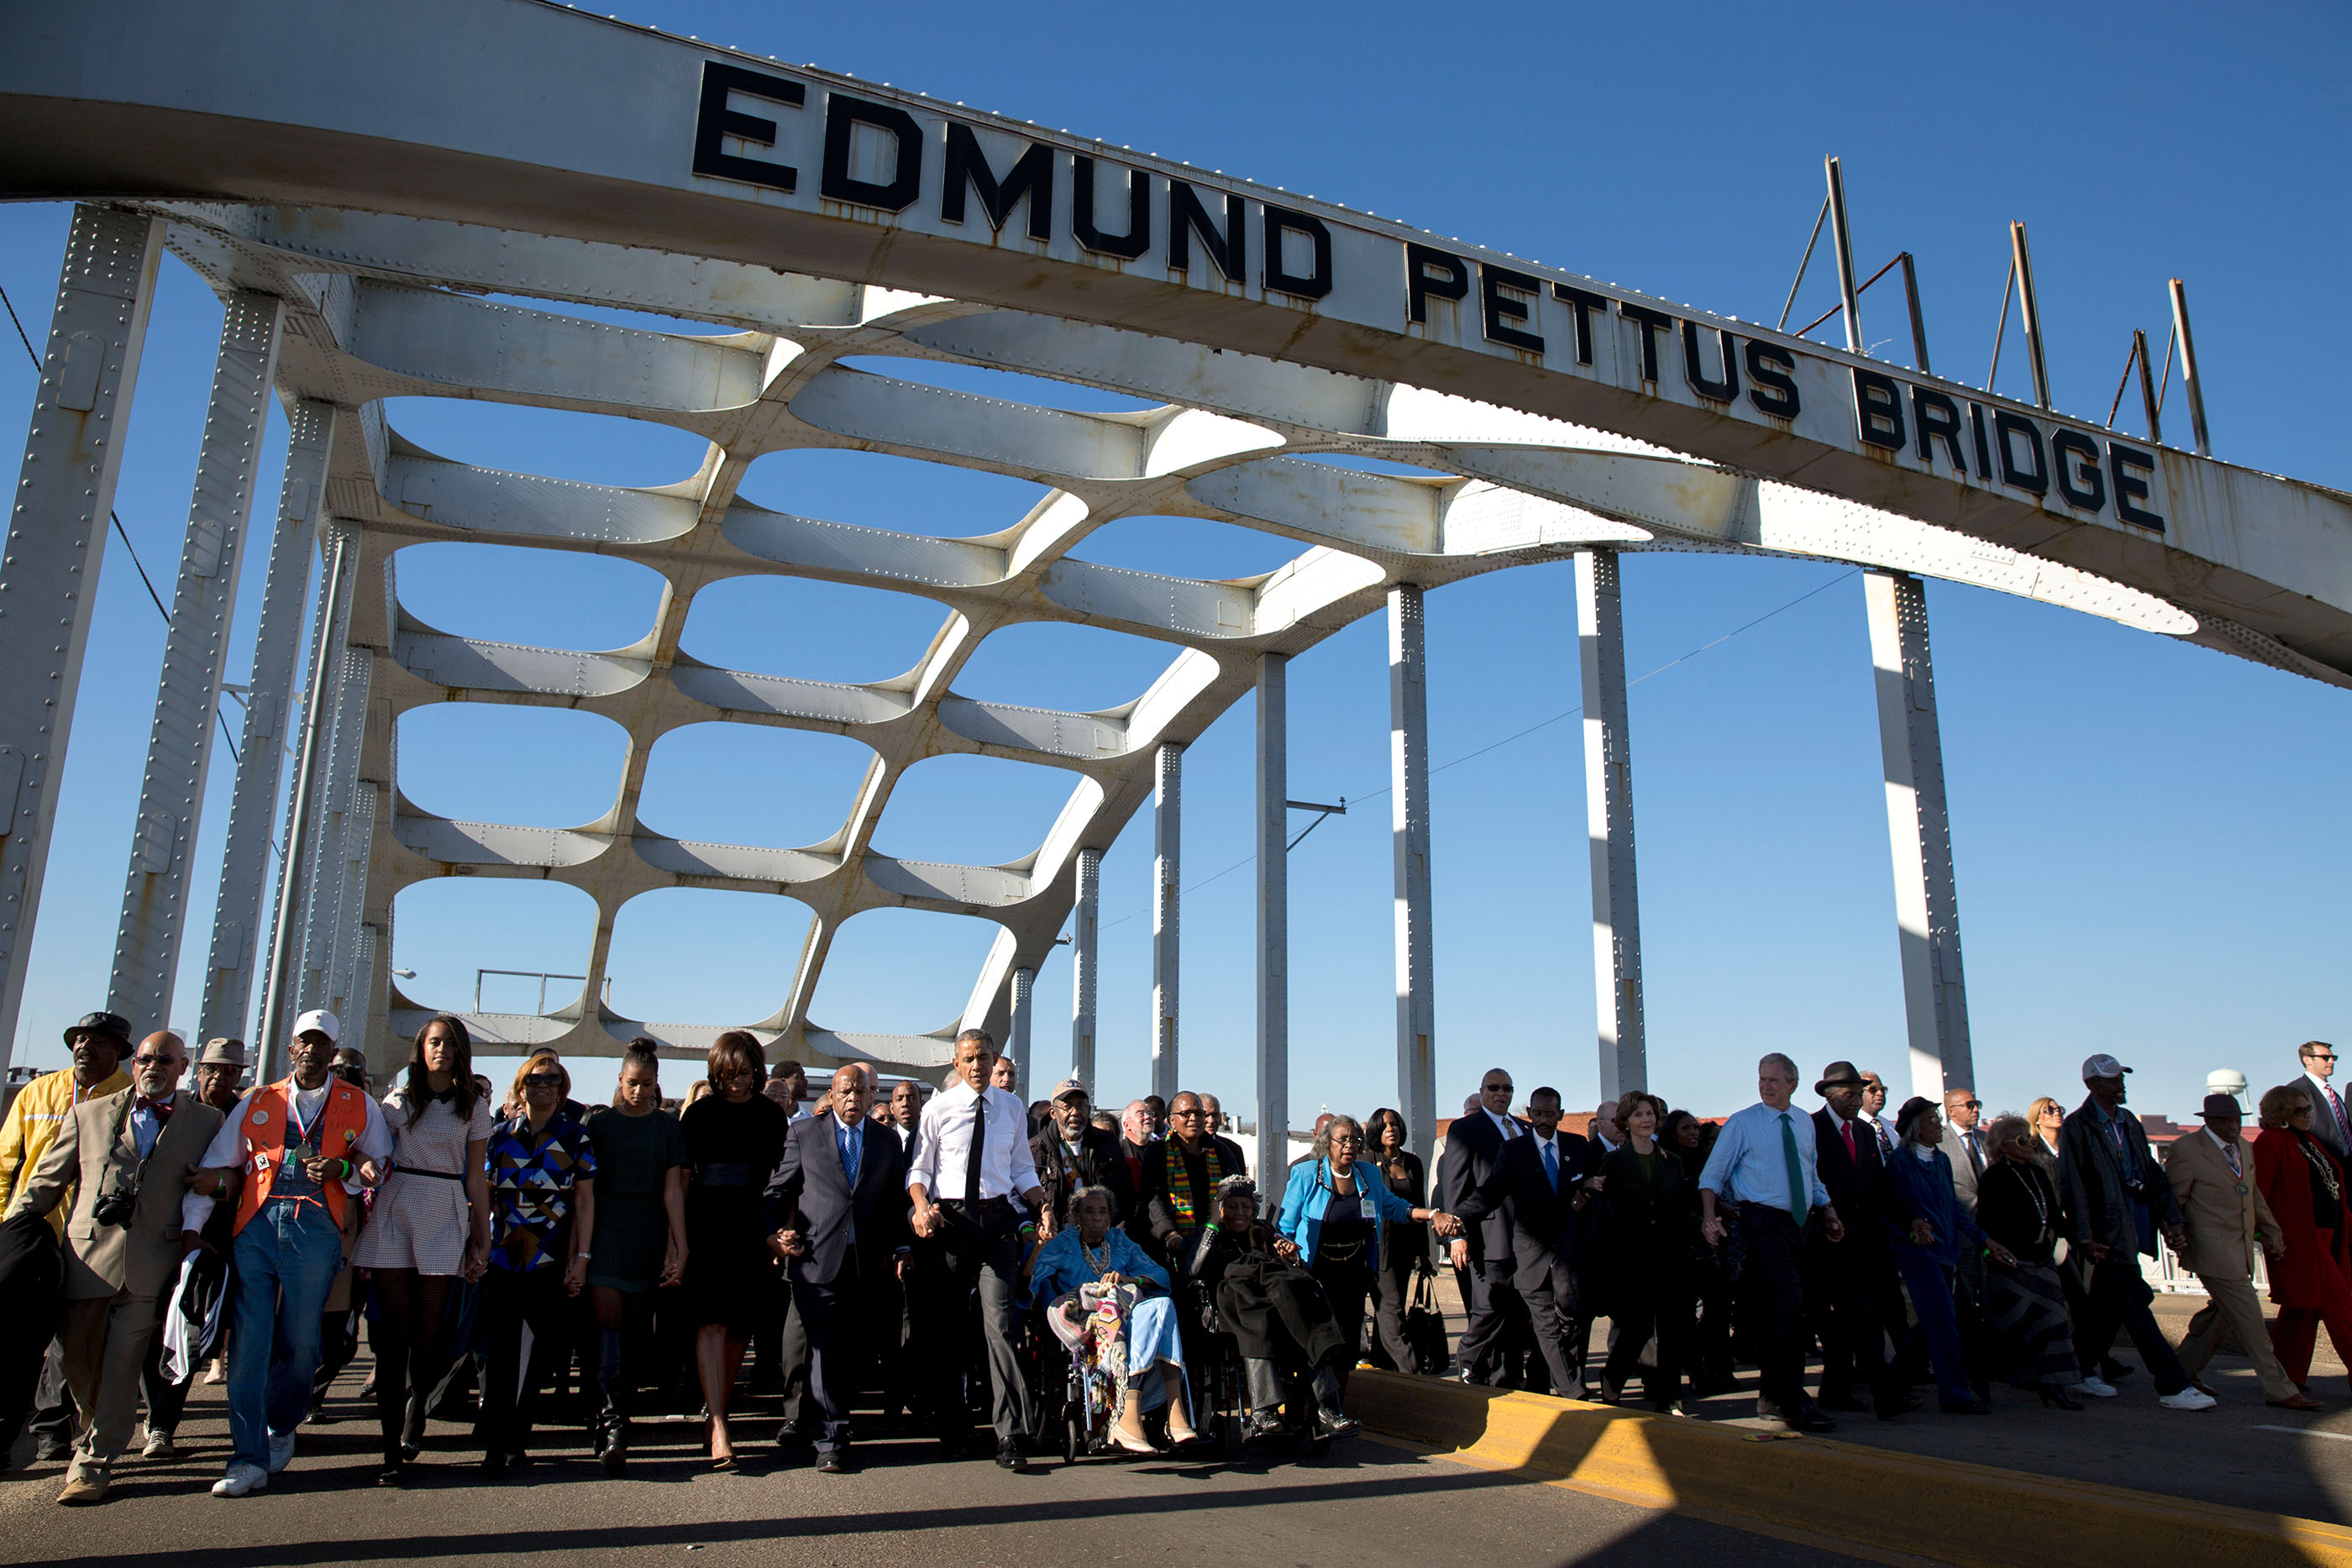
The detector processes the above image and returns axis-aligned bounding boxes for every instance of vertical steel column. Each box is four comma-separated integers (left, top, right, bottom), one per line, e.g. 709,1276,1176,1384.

1389,585,1437,1160
1150,742,1182,1104
1576,551,1646,1099
1069,846,1100,1087
108,290,284,1030
1007,963,1034,1100
200,401,333,1045
2170,279,2211,456
1254,653,1289,1183
299,644,371,1009
256,528,352,1083
1825,156,1864,354
1864,570,1973,1099
0,207,163,1068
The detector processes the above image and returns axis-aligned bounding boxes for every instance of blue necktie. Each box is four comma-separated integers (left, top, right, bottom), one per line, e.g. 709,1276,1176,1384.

1542,1139,1559,1192
840,1120,861,1189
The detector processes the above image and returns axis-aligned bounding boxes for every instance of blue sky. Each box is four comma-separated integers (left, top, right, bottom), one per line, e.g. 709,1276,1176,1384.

3,0,2347,1130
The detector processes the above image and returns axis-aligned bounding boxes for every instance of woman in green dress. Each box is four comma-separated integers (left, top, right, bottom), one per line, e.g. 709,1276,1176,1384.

583,1037,687,1475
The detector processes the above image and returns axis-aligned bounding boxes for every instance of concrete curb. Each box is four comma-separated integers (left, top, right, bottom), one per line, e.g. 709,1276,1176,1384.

1348,1369,2352,1568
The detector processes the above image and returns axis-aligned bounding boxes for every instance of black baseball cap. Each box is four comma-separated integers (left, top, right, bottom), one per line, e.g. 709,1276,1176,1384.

63,1011,134,1048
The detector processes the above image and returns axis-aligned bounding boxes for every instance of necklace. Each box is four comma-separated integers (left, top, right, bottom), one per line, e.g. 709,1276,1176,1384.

2016,1164,2050,1238
1079,1235,1111,1277
2303,1139,2343,1205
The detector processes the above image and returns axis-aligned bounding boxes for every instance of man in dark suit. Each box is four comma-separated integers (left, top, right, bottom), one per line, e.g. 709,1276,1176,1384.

1806,1062,1912,1419
885,1080,925,1162
1479,1087,1593,1398
764,1064,911,1473
1439,1067,1530,1386
2297,1041,2351,1164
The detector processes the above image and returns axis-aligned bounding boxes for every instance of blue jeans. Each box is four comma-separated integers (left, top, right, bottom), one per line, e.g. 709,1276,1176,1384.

228,1199,344,1469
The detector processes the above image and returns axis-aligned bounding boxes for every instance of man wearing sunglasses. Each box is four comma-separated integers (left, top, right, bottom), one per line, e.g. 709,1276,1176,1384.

1940,1088,1988,1217
6,1030,224,1504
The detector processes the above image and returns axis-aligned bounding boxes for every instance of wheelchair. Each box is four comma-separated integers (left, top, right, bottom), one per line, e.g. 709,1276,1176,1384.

1174,1264,1331,1458
1022,1293,1179,1466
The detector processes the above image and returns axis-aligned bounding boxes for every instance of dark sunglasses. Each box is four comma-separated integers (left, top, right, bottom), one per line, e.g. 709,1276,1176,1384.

523,1072,564,1088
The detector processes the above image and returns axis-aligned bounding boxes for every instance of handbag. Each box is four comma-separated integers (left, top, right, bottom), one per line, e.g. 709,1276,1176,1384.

1404,1265,1450,1376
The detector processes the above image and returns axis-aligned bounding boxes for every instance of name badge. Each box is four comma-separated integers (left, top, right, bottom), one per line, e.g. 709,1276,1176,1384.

1359,1196,1378,1220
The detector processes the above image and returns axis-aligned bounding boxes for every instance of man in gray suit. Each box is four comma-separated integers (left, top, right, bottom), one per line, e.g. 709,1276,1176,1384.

1940,1088,1987,1214
2298,1042,2350,1162
7,1031,225,1504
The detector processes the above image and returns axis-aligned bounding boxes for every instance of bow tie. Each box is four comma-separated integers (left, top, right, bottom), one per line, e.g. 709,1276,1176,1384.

135,1095,173,1118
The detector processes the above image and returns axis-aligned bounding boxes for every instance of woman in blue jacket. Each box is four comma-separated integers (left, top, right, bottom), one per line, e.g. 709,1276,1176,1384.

1029,1186,1197,1453
1884,1098,2018,1414
1278,1115,1460,1393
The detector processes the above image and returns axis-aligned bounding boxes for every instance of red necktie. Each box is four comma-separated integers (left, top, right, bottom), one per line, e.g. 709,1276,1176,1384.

1842,1120,1856,1162
135,1095,172,1120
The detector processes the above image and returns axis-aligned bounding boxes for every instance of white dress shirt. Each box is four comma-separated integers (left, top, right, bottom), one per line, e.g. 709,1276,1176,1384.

1483,1108,1521,1141
909,1080,1039,1203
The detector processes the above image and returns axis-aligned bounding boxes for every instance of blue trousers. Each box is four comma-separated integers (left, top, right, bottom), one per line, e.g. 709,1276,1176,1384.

1893,1251,1974,1408
228,1199,344,1470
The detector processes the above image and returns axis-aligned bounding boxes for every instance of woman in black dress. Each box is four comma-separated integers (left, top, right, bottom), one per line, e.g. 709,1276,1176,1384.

1668,1109,1736,1394
1363,1107,1428,1373
679,1029,788,1469
1599,1092,1696,1413
1975,1114,2086,1408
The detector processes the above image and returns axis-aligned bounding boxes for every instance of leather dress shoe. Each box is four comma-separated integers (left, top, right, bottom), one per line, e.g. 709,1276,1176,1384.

995,1438,1028,1473
1784,1407,1838,1433
815,1450,853,1475
2269,1392,2326,1411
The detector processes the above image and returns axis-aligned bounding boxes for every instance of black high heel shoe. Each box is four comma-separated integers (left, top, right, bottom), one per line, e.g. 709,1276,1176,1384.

2038,1383,2083,1410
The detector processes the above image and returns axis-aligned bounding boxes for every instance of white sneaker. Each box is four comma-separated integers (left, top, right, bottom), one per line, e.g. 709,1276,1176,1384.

2159,1387,2218,1411
211,1462,268,1497
267,1431,296,1473
141,1429,175,1460
2077,1376,2118,1398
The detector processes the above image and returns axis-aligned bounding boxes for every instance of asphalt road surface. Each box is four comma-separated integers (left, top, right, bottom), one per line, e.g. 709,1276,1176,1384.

1,1376,1880,1568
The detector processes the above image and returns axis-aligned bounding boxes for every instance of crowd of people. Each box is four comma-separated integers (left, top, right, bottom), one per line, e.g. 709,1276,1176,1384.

2,1005,2348,1508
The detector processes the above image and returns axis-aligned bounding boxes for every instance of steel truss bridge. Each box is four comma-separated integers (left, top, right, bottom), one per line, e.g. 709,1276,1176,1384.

3,0,2347,1174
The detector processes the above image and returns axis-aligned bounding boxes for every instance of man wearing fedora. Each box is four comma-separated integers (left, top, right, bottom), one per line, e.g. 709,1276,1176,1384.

2167,1093,2313,1408
0,1010,136,1466
1807,1062,1914,1419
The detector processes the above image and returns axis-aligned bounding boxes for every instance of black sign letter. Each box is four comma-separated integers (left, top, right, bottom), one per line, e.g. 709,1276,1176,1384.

941,123,1052,240
2109,442,2165,532
1911,387,1968,475
1406,244,1470,325
2050,429,2106,511
1550,285,1611,366
1993,412,2049,495
1853,368,1906,451
1616,303,1674,383
691,62,805,191
1682,322,1739,402
1745,341,1800,417
821,93,922,212
1072,157,1150,259
1482,265,1546,354
1169,182,1245,283
1263,206,1333,300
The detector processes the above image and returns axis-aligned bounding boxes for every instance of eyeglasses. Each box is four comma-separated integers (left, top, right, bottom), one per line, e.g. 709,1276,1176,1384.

1957,1099,1982,1109
2312,1054,2338,1064
1170,1107,1203,1120
523,1072,564,1088
1484,1083,1513,1094
1330,1135,1363,1149
131,1053,175,1067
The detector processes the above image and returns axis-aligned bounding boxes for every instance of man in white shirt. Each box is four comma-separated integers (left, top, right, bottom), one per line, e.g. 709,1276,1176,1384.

907,1027,1045,1471
2299,1042,2350,1162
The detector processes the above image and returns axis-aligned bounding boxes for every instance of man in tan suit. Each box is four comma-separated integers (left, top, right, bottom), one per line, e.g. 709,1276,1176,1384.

2166,1093,2312,1408
6,1030,225,1502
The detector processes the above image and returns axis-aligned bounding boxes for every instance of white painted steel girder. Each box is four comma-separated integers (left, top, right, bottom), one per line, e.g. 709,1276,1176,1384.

1577,549,1646,1101
1150,742,1181,1104
1255,653,1289,1183
1865,570,1974,1099
1069,845,1100,1090
108,289,283,1032
1389,586,1437,1161
200,399,334,1047
1007,963,1033,1101
0,207,162,1070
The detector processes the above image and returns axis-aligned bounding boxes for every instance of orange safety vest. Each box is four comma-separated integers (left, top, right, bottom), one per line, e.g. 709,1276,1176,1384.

232,1076,371,1234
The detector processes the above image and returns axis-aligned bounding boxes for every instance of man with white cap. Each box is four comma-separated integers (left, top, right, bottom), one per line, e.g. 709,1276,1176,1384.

2057,1052,2213,1409
184,1009,394,1495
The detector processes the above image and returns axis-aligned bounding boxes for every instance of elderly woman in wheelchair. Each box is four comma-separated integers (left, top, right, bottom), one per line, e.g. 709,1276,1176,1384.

1027,1183,1199,1455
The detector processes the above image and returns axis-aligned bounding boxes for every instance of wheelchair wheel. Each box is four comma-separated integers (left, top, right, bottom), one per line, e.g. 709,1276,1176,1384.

1063,1409,1082,1466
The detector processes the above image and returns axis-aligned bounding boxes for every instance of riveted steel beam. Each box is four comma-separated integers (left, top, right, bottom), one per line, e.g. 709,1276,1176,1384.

1865,569,1973,1099
109,289,284,1031
1389,585,1436,1159
1255,653,1289,1183
0,206,162,1067
1151,742,1181,1104
1576,548,1646,1099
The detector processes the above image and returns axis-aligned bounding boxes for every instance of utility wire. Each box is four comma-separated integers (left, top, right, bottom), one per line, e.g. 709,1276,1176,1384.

1,277,241,762
1097,565,1862,933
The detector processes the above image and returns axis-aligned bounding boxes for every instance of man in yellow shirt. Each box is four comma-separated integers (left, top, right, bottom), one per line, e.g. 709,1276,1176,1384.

0,1010,133,1464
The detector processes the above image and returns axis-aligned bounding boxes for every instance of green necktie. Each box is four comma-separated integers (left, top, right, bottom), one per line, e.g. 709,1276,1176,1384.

1779,1112,1809,1229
